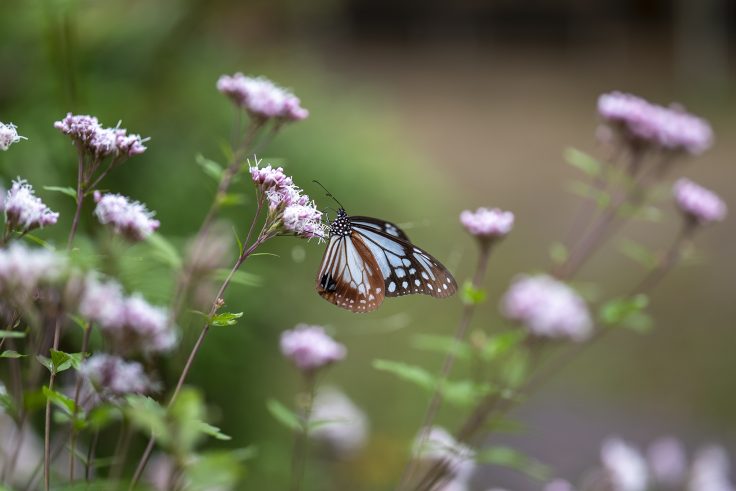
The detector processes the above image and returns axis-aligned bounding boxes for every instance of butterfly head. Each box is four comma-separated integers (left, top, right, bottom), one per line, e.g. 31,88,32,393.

329,209,352,238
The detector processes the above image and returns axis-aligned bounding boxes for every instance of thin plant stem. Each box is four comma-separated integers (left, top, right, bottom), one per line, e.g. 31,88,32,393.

129,231,272,489
110,420,133,484
68,322,92,481
398,242,494,490
67,148,86,250
43,317,62,491
86,429,99,481
290,374,316,491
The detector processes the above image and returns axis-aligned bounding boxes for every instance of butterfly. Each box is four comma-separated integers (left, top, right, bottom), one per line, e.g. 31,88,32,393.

316,208,458,313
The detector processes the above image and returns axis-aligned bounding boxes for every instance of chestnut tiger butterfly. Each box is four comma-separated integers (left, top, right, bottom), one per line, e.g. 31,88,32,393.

314,183,457,313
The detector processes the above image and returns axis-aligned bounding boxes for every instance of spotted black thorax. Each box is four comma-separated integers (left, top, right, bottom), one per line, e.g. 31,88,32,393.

329,209,353,238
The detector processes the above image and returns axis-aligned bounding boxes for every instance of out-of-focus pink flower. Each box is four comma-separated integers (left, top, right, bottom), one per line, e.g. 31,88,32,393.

598,92,713,155
79,354,155,398
78,275,127,330
413,426,475,486
689,446,736,491
647,437,687,488
120,294,177,354
280,324,346,372
0,122,25,151
544,480,575,491
309,386,369,457
673,178,727,225
460,207,514,242
501,274,592,341
0,244,66,299
217,73,309,122
4,179,59,233
93,192,160,241
600,437,648,491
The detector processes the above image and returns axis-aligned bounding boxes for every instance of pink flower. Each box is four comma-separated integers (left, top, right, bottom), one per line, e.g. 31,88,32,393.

0,122,26,151
80,354,155,397
647,437,687,488
4,179,59,232
54,113,148,157
501,274,592,341
601,437,648,491
54,114,101,145
0,244,66,299
282,203,325,239
673,178,727,224
94,192,160,241
280,324,346,372
119,294,177,354
217,73,309,122
460,207,514,240
598,92,713,155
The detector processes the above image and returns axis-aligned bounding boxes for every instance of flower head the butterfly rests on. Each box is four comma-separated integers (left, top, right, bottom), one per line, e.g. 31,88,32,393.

217,73,309,122
673,178,727,225
4,178,59,233
249,159,326,240
0,122,26,151
460,207,514,246
598,92,713,155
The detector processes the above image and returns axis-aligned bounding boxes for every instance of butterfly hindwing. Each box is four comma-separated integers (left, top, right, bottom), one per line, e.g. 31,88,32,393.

350,220,458,299
316,234,386,313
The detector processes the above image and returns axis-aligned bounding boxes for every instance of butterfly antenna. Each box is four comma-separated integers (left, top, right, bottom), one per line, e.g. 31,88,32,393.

313,180,345,210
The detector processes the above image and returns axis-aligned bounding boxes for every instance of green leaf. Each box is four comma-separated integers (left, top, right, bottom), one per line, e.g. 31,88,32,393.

217,193,246,207
232,227,244,256
411,334,471,360
478,331,525,363
564,148,602,177
22,233,52,249
36,355,54,373
50,349,83,373
211,311,243,327
195,421,232,441
461,281,486,306
87,404,120,430
476,446,550,481
0,330,25,339
214,269,261,287
196,154,224,181
0,390,16,418
146,233,182,268
42,386,76,415
441,380,494,408
125,395,169,446
499,351,529,389
566,180,610,208
548,242,568,265
599,295,652,332
185,449,252,490
43,186,78,201
372,359,436,392
0,350,27,358
169,388,207,453
618,239,658,269
266,399,302,432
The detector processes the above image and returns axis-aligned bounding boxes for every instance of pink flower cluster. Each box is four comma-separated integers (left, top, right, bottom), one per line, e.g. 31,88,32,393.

79,354,155,398
217,73,309,121
459,207,514,240
4,179,59,233
673,178,727,225
250,161,326,239
93,191,160,241
0,122,25,151
280,324,346,372
79,276,177,355
501,274,592,341
413,426,476,487
598,92,713,155
54,113,147,157
0,244,66,299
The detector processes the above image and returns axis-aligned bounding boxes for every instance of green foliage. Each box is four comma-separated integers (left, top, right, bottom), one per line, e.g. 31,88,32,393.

211,311,244,327
372,359,435,392
146,233,183,269
185,448,256,490
461,281,487,306
441,380,494,408
0,330,25,339
566,181,610,208
42,386,76,415
43,186,78,201
125,395,170,445
599,295,652,332
0,390,17,419
618,239,658,269
498,351,529,389
0,350,27,358
476,331,526,364
411,334,472,360
564,148,602,177
196,154,225,182
266,399,302,432
476,446,550,481
214,269,261,287
548,242,569,265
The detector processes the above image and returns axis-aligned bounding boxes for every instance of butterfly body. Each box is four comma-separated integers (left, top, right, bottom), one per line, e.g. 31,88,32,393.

316,209,457,313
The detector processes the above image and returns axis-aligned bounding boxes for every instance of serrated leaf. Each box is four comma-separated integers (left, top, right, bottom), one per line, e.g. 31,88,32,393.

564,148,602,177
43,186,78,201
211,311,243,327
411,334,471,360
125,395,169,445
196,154,224,181
0,350,27,358
476,446,550,481
0,330,25,339
461,282,486,306
266,399,302,432
36,355,54,373
42,386,76,415
50,349,83,373
146,233,182,268
372,359,436,392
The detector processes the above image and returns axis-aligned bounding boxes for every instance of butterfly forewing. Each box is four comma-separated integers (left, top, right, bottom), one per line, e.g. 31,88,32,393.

349,216,411,241
350,220,458,298
316,234,385,312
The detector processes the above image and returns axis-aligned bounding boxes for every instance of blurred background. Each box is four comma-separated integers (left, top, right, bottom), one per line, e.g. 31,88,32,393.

1,0,734,489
